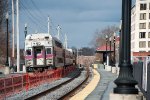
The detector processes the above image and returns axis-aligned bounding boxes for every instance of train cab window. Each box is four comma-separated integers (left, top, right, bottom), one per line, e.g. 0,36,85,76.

46,48,51,54
26,49,31,55
36,48,42,54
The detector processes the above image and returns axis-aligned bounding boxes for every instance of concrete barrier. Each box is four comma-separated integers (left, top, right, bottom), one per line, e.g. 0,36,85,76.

111,67,116,73
117,67,120,75
93,64,98,69
23,65,26,73
4,67,10,75
105,65,111,71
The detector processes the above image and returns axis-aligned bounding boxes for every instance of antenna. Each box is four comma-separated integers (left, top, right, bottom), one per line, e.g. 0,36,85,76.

57,25,61,40
24,23,27,38
48,16,50,34
64,33,68,49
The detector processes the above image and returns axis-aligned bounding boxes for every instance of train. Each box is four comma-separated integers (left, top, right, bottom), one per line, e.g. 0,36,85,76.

24,33,76,72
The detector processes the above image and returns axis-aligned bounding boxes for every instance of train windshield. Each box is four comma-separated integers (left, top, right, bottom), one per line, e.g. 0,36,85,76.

46,48,51,54
36,48,42,54
26,49,31,55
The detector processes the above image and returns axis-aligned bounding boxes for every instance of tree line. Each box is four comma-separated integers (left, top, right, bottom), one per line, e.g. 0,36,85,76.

0,0,10,64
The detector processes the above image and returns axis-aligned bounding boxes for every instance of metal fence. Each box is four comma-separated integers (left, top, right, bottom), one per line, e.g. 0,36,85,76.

0,66,75,99
133,61,150,100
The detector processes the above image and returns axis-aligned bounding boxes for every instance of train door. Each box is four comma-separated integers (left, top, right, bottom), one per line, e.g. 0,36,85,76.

33,46,45,66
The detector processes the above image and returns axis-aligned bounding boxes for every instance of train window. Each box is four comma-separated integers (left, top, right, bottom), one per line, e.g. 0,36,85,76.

36,48,42,54
55,40,62,48
46,48,51,54
57,58,63,63
26,49,31,55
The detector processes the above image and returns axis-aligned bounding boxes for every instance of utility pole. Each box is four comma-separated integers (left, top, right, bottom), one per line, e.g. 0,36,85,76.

5,12,9,66
16,0,20,72
48,16,50,34
57,25,61,40
12,0,15,67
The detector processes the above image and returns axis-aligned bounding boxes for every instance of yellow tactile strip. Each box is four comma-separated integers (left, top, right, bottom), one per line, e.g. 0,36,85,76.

70,69,100,100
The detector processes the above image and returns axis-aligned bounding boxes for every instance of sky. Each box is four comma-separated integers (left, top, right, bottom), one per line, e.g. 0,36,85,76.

18,0,123,48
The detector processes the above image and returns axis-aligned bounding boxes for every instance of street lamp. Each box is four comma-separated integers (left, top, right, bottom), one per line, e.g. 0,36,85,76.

109,37,112,66
105,35,108,64
113,32,116,66
5,12,9,66
113,0,138,94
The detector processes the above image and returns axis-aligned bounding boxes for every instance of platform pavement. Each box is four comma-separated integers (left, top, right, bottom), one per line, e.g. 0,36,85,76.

86,64,117,100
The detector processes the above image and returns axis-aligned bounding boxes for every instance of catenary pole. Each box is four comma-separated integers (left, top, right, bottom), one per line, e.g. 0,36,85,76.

16,0,20,72
48,16,50,34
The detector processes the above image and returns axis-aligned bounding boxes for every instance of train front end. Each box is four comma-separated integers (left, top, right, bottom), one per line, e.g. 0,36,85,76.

25,33,53,72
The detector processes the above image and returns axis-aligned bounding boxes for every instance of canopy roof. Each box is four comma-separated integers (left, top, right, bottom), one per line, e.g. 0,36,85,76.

96,45,114,52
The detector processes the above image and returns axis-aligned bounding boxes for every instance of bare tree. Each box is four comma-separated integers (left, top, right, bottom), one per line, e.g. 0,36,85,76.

0,0,10,64
91,25,119,48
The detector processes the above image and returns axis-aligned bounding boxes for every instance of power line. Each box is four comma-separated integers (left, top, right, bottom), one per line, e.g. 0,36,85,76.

20,1,47,28
27,0,57,36
19,0,61,38
20,9,46,32
30,0,47,19
20,1,47,32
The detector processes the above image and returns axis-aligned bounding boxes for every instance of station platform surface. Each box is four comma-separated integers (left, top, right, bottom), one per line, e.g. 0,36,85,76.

86,66,117,100
71,64,117,100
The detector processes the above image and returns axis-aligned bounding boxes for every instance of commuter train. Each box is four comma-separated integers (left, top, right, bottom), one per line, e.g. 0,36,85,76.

24,33,76,72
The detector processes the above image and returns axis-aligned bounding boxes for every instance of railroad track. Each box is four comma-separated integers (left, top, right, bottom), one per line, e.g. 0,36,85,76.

60,68,91,100
25,67,91,100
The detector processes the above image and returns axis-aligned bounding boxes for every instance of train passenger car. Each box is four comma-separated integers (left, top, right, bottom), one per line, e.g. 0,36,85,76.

25,33,64,71
64,49,73,66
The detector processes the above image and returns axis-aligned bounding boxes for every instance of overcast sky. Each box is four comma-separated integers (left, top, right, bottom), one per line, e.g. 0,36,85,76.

19,0,123,48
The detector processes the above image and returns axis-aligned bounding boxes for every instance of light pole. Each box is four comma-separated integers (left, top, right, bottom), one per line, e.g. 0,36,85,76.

113,0,138,94
113,32,116,66
5,12,9,66
109,37,112,66
105,35,108,64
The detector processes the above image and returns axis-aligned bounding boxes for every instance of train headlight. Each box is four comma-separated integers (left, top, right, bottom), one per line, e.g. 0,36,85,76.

26,60,32,66
28,62,31,65
47,59,52,64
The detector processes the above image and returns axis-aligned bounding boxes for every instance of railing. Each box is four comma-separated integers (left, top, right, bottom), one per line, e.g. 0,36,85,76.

133,62,150,100
0,66,75,99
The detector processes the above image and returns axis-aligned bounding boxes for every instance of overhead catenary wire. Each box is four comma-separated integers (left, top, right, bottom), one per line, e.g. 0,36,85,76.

19,1,47,32
21,2,47,27
19,0,68,46
26,0,57,36
27,0,57,35
30,0,47,19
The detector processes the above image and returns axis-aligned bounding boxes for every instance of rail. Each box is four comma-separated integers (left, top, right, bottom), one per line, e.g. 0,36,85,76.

133,62,150,100
26,67,89,100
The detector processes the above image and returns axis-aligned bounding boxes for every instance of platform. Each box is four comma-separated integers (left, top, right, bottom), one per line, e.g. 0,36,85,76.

70,64,117,100
86,65,117,100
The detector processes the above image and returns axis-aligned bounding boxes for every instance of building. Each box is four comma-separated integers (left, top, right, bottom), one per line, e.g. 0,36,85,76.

95,35,120,64
131,0,150,57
